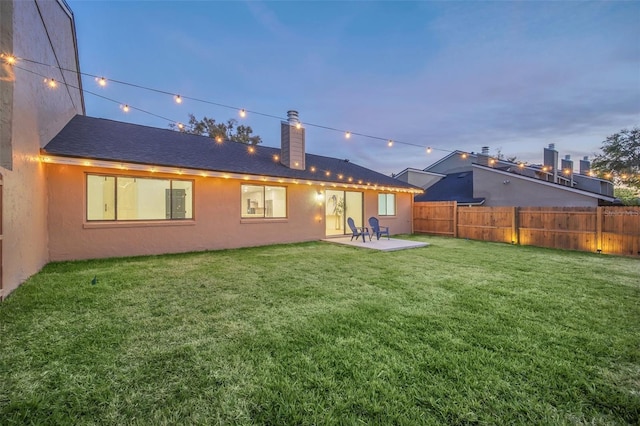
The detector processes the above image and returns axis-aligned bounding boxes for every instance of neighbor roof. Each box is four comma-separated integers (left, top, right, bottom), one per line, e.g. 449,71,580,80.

43,115,420,191
414,171,485,205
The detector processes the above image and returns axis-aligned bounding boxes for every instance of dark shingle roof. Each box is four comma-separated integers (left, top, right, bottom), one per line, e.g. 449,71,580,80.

414,172,485,204
43,115,419,190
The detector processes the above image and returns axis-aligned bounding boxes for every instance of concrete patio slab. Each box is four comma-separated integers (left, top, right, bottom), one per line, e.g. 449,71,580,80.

321,236,429,252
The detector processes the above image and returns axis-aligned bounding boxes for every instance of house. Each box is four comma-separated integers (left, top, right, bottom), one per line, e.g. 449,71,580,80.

42,112,421,262
396,145,617,207
1,0,84,299
0,0,420,298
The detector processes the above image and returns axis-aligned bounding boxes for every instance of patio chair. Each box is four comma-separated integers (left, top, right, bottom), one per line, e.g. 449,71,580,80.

368,216,390,240
347,217,371,242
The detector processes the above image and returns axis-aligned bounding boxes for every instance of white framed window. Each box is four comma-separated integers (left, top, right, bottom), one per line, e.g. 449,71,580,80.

241,184,287,218
378,193,396,216
86,174,193,221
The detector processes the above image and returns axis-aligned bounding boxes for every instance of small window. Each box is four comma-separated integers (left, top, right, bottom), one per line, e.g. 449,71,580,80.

242,184,286,218
86,174,193,221
378,193,396,216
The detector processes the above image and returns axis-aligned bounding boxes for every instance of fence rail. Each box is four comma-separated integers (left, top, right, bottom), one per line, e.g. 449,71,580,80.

413,202,640,257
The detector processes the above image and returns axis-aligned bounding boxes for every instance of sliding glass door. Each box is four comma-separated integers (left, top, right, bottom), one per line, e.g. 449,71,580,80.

325,190,364,236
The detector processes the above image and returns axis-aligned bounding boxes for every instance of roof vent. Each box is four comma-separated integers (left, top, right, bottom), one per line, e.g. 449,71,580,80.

287,110,300,125
481,146,490,155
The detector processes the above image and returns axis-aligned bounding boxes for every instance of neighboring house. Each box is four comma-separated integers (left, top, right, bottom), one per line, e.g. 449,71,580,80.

42,113,421,262
396,145,617,207
0,0,84,299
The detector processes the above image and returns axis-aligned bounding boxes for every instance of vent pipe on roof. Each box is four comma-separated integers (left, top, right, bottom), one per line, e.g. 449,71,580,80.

481,146,490,155
281,110,305,170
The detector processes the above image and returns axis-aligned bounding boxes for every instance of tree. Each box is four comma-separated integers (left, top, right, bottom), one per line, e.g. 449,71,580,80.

591,128,640,190
170,114,262,145
614,187,640,206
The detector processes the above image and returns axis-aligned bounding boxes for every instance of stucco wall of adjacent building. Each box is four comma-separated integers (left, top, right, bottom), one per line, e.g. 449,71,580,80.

473,166,600,207
46,165,415,261
0,0,83,299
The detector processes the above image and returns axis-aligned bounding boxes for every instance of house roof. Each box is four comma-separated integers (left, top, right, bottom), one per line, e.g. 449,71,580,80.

414,171,485,205
43,115,420,192
471,164,618,202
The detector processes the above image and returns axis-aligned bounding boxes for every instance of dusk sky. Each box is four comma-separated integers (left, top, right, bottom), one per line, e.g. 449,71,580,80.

67,0,640,176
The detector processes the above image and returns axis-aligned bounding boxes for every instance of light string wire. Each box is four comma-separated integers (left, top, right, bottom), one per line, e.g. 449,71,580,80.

4,54,636,181
8,55,447,153
8,59,405,186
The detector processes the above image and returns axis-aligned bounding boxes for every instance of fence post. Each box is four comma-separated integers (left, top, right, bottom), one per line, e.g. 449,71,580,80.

512,206,519,245
596,206,602,253
452,201,458,238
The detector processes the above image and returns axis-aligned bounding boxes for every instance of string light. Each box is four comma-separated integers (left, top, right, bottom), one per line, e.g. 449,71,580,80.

296,122,302,129
247,146,255,154
215,135,223,143
17,54,634,182
2,54,16,64
273,154,279,161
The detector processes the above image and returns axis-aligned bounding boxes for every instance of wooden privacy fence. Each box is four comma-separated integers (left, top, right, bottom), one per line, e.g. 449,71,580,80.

414,201,640,257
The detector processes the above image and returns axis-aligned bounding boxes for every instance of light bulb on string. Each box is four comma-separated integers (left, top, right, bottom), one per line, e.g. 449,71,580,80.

426,147,432,154
44,78,57,88
215,135,223,143
239,109,246,118
96,77,107,87
387,140,393,147
2,54,16,65
121,104,130,113
177,123,184,130
345,131,351,139
174,95,182,104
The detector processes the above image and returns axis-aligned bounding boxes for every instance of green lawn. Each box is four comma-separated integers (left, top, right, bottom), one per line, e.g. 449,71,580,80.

1,236,638,425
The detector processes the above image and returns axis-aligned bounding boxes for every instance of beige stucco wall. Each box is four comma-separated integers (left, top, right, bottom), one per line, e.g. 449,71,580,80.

47,165,415,261
0,0,83,299
473,166,600,207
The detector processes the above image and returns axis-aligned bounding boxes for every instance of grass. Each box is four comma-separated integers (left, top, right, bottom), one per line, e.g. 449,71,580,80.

1,235,638,425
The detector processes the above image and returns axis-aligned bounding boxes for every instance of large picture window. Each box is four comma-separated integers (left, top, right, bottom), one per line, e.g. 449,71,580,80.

378,193,396,216
241,185,286,218
87,174,193,221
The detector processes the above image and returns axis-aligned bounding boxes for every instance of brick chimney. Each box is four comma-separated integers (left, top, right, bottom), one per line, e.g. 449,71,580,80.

281,110,305,170
579,156,591,175
543,143,558,183
477,146,490,166
561,154,574,185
